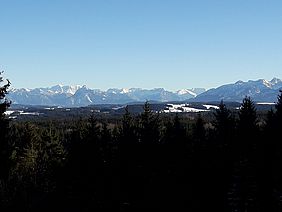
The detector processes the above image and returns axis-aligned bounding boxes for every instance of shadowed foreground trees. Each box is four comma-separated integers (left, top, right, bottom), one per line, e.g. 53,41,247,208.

0,72,11,178
1,94,282,211
0,72,11,208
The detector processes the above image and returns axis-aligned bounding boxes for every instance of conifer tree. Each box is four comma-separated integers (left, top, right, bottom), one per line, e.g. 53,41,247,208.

238,96,257,133
214,100,234,143
164,114,186,154
140,101,160,144
237,96,258,158
139,102,160,183
0,72,11,120
267,90,282,211
162,114,187,179
171,114,186,141
119,106,137,161
232,96,259,212
40,125,65,190
237,96,258,159
0,71,11,180
118,106,137,206
193,114,206,152
100,122,112,163
121,106,135,144
275,90,282,120
87,114,100,139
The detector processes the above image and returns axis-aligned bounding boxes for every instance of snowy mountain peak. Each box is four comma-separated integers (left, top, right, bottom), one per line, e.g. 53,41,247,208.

8,85,205,107
9,78,281,107
47,84,83,95
177,89,197,97
271,77,282,85
49,84,64,93
121,88,130,94
262,79,272,88
177,89,190,95
66,85,83,95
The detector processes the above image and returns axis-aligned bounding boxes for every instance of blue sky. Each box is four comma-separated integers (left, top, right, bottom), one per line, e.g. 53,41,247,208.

0,0,282,90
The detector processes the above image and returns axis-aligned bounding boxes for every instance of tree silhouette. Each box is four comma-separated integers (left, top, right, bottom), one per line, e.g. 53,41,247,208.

238,97,257,133
265,90,282,211
214,100,235,149
0,72,11,178
0,71,11,120
120,106,136,147
119,105,138,166
139,101,160,144
230,96,259,212
275,90,282,119
211,101,235,210
192,114,206,154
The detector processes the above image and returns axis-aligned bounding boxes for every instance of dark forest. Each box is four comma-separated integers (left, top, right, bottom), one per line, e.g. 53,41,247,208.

1,74,282,211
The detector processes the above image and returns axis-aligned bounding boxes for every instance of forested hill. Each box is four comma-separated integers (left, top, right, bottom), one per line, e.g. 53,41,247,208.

5,101,275,121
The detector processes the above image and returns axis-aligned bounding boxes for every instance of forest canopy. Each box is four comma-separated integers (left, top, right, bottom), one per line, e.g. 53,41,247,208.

0,73,282,211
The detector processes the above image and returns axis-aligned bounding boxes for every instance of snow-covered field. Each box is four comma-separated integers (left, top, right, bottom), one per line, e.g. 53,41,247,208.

3,101,275,119
256,102,276,105
4,111,15,116
4,110,42,117
203,104,219,110
162,104,209,113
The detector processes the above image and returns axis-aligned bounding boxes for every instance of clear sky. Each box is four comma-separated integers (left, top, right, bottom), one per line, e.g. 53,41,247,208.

1,0,282,90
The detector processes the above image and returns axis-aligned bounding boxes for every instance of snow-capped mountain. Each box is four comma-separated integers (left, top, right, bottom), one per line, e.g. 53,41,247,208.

8,85,205,107
194,78,282,102
8,78,281,107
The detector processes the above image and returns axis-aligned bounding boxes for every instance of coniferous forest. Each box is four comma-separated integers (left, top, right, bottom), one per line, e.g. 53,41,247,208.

2,74,282,211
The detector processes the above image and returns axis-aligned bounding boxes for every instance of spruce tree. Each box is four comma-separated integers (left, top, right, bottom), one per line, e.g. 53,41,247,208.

212,101,235,210
120,105,137,160
139,102,160,189
0,72,11,210
238,96,257,134
0,71,11,179
0,72,11,120
237,96,258,158
121,106,135,144
268,90,282,211
140,101,160,144
193,114,206,153
214,100,234,143
232,96,259,212
275,90,282,120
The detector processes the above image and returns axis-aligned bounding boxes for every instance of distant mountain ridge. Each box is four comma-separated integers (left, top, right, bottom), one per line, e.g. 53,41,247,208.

8,85,205,107
194,78,282,102
7,78,282,107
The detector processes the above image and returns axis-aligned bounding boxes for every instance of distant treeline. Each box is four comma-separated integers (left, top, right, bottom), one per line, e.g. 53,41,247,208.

1,78,282,211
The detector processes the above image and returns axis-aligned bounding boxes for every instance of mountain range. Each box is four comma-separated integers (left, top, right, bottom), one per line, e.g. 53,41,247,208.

194,78,282,102
7,78,282,107
8,85,205,107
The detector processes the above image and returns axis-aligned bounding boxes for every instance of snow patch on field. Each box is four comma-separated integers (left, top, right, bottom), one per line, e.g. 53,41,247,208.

45,107,55,110
256,102,275,105
20,112,41,116
163,104,208,113
4,111,15,116
112,106,126,110
203,104,219,110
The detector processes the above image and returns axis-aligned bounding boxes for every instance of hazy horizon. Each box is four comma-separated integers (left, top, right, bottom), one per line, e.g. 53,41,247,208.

1,0,282,90
5,77,281,93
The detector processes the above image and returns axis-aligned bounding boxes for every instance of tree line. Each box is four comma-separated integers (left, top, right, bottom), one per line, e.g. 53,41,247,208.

1,74,282,211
